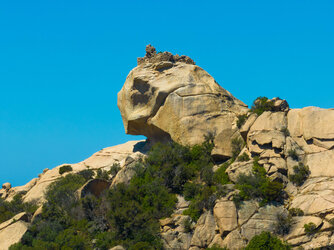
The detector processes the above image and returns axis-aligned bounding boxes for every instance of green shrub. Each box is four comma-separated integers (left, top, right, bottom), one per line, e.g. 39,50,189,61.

235,161,283,206
59,165,73,175
250,96,275,116
231,137,244,160
78,169,95,181
289,163,310,186
96,169,110,180
288,208,304,217
237,152,250,162
288,149,299,161
213,163,230,185
274,211,292,235
237,114,247,129
304,222,318,235
0,194,38,224
245,231,291,249
109,163,121,176
182,217,193,233
13,137,229,249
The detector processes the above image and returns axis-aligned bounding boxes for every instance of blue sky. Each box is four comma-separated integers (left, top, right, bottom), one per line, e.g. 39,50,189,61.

1,1,333,186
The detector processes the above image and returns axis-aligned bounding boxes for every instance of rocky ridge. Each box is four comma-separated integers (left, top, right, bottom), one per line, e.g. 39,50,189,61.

1,45,334,249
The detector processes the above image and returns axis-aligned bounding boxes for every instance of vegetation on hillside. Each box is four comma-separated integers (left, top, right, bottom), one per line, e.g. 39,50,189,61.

0,194,37,224
11,135,233,249
250,96,275,115
233,158,284,207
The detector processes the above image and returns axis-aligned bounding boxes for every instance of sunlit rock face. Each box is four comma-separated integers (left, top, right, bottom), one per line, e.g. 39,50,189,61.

118,45,248,159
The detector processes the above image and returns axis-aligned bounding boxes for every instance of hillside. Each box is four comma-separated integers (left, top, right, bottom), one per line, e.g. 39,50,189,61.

1,45,334,249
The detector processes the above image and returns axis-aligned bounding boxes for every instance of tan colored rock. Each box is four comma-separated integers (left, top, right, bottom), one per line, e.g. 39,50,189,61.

249,112,287,132
31,206,43,223
222,230,247,250
110,246,125,250
212,129,243,160
213,200,238,234
0,212,28,231
288,107,334,141
208,234,224,248
226,161,253,183
111,152,144,186
23,140,144,204
241,205,285,240
286,216,322,240
306,149,334,177
118,49,248,150
0,221,29,250
290,189,334,215
5,178,38,202
190,212,216,247
2,183,11,190
0,212,29,250
240,113,258,140
161,231,192,250
301,232,331,250
237,201,258,226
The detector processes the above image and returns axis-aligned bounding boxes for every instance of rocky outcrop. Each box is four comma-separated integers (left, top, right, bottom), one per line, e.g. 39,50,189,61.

0,212,29,250
118,45,248,159
2,140,145,205
4,47,334,249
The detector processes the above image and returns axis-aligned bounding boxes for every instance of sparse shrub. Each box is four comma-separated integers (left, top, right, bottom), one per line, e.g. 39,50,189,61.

109,162,121,176
231,137,244,160
59,165,72,175
289,163,310,186
289,208,304,217
235,161,283,206
288,149,299,161
304,222,318,235
78,169,94,181
182,217,193,233
250,97,275,116
96,169,110,180
237,152,250,162
0,194,38,224
245,231,291,249
274,211,292,235
237,114,247,129
213,163,230,185
281,127,290,137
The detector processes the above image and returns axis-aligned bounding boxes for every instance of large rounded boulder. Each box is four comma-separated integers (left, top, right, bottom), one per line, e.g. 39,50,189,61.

118,45,248,158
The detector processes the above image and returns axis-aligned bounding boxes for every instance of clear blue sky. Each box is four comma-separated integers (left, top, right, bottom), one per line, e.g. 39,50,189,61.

1,1,333,186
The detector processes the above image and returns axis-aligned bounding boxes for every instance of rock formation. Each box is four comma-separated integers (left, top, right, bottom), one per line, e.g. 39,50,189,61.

118,45,248,159
2,45,334,249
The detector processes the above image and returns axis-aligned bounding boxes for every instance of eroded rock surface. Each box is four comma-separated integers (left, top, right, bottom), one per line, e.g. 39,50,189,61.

118,45,248,159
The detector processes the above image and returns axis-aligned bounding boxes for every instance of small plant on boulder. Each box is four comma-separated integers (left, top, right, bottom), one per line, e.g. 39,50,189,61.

250,97,275,116
237,114,247,129
289,163,310,186
59,165,73,175
288,208,304,217
288,149,299,161
304,222,318,235
237,152,250,162
274,211,292,235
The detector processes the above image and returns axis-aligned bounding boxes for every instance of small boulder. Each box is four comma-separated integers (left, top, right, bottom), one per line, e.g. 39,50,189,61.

2,182,11,190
